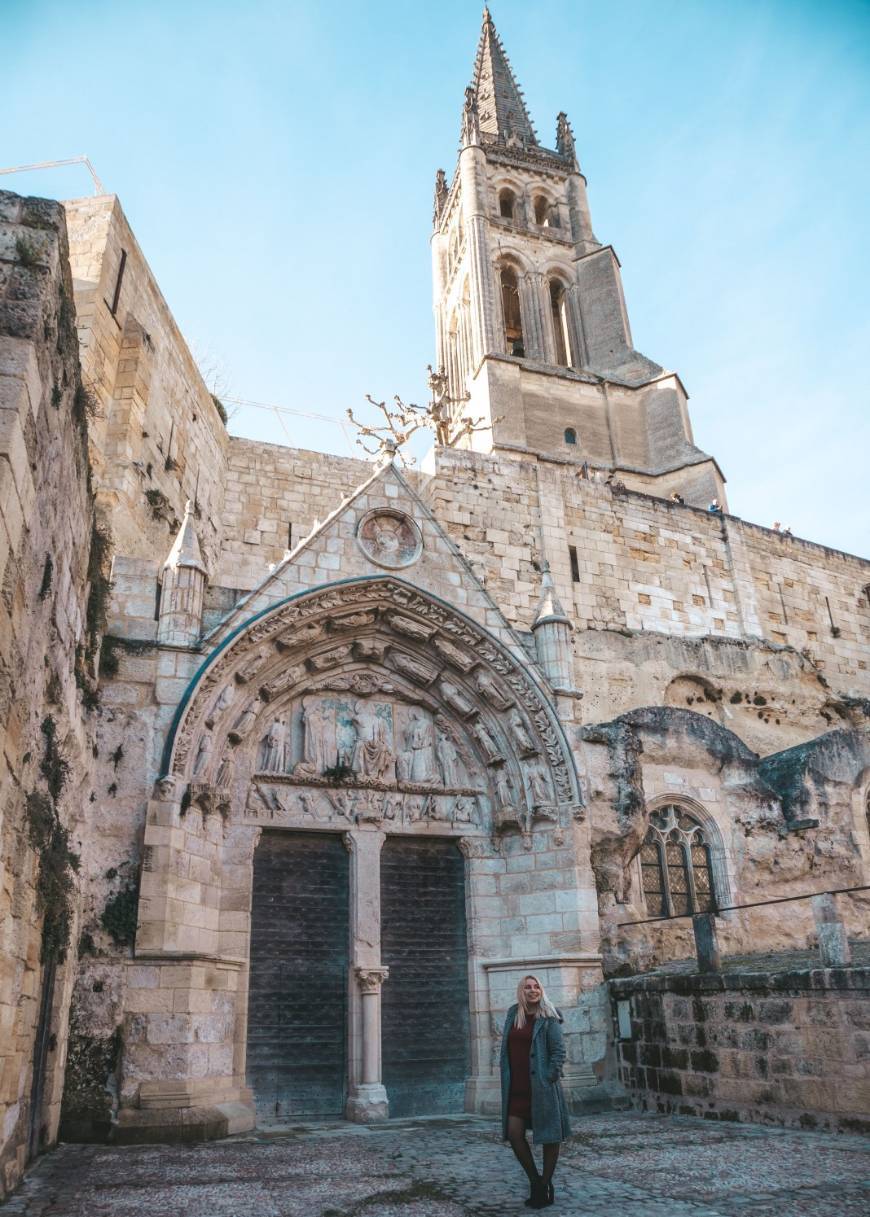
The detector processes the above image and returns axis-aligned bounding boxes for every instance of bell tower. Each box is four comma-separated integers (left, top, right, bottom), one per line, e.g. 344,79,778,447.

431,7,725,506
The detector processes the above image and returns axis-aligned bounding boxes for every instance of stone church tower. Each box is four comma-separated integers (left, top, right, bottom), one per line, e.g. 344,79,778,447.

432,8,724,507
0,7,868,1193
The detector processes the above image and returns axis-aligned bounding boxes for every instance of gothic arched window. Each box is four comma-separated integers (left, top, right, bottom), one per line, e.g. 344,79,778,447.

640,804,716,917
500,267,524,356
564,428,577,445
499,188,516,220
534,196,561,229
549,279,570,367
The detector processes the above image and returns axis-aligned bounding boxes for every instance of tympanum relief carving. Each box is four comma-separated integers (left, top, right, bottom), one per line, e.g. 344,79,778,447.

165,579,581,842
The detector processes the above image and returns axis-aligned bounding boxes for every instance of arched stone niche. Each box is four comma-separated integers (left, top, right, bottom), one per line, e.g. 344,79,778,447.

162,575,583,843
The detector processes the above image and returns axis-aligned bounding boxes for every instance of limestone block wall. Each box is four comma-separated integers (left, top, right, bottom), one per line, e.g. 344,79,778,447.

611,965,870,1133
0,192,98,1197
422,447,869,726
215,439,372,592
63,196,229,573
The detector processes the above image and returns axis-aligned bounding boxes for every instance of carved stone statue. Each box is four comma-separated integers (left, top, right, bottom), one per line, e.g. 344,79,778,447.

475,670,512,711
496,770,516,809
473,719,503,765
359,714,395,782
228,698,261,743
462,85,481,146
307,644,352,672
527,765,554,807
509,709,537,757
391,652,439,686
192,730,211,778
453,795,475,824
259,719,288,773
440,679,475,718
205,683,235,727
436,727,465,788
433,167,449,227
214,754,233,789
387,613,434,642
295,698,328,777
401,709,438,783
432,637,475,671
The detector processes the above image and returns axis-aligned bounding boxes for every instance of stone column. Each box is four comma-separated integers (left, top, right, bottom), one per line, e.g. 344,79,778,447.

344,829,390,1122
351,965,389,1117
459,835,503,1114
565,284,587,369
523,272,549,362
459,144,498,362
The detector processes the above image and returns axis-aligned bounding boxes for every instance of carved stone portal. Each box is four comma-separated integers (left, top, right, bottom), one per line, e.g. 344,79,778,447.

167,578,581,843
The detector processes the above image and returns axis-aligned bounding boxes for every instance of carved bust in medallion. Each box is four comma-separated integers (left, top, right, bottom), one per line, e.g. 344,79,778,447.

357,509,422,569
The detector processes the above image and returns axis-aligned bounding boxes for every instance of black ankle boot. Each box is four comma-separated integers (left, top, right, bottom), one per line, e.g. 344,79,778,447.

545,1180,554,1206
525,1179,547,1209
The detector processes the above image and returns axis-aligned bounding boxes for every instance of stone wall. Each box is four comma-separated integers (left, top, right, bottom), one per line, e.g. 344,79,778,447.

215,439,371,592
610,964,870,1133
0,191,99,1197
64,195,229,573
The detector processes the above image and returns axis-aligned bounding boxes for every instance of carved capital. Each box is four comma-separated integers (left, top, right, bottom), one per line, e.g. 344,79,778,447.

154,775,178,801
458,836,493,860
355,966,389,994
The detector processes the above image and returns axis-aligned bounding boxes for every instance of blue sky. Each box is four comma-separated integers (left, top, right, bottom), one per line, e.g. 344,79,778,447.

3,0,869,556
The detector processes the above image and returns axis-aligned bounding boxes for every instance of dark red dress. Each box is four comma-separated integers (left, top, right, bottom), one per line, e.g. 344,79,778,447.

507,1014,535,1121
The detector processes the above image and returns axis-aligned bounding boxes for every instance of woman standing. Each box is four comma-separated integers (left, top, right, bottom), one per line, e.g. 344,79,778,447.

500,975,571,1208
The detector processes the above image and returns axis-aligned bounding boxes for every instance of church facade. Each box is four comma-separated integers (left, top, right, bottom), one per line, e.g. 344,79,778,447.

0,8,868,1193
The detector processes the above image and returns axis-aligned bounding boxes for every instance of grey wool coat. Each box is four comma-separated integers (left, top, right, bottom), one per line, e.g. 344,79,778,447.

500,1004,572,1145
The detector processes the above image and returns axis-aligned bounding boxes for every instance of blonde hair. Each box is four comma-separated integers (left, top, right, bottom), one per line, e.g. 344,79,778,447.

514,973,559,1028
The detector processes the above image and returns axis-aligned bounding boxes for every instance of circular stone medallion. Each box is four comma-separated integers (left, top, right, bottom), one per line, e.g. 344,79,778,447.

356,509,423,569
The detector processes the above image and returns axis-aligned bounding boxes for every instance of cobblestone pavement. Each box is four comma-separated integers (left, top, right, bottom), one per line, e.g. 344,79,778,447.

2,1112,869,1217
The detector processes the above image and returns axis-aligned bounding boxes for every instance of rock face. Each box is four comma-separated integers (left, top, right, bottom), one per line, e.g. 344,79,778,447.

2,12,870,1189
0,192,100,1194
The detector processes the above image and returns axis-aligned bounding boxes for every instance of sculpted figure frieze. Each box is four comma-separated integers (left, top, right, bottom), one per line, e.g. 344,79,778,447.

168,580,581,847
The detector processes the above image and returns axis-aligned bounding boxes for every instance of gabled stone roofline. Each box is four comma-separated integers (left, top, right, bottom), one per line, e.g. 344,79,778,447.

199,458,546,668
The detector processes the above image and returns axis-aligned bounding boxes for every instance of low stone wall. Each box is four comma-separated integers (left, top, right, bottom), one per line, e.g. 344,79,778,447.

610,963,870,1133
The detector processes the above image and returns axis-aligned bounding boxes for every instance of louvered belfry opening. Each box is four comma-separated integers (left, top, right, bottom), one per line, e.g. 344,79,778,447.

380,836,470,1116
247,831,349,1123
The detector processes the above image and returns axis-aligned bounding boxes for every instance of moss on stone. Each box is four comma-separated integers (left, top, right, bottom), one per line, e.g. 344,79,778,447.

100,875,140,949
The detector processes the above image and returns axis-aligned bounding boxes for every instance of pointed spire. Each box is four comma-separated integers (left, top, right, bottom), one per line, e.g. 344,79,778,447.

163,500,206,574
466,7,538,148
532,561,571,629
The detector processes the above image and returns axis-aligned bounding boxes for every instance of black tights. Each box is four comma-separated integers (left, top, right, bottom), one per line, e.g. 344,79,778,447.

507,1116,560,1188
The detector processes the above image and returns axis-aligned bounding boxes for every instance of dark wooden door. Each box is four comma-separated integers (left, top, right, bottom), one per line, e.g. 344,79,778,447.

247,831,349,1122
381,837,469,1116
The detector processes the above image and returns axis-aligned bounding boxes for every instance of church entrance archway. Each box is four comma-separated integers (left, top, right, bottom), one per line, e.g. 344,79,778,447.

246,831,349,1122
381,836,469,1116
141,575,583,1129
